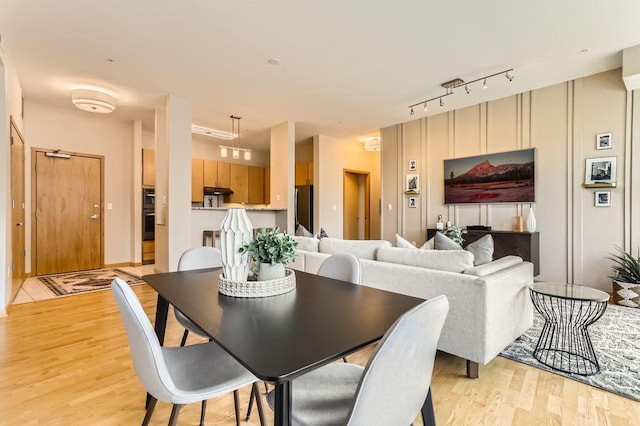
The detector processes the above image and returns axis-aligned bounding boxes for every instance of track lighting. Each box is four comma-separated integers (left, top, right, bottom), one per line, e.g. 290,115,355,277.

407,68,514,115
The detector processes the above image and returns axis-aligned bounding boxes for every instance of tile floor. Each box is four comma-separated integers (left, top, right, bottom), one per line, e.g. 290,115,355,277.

12,264,156,305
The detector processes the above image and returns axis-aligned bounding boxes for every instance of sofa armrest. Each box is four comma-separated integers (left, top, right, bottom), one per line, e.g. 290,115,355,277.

463,255,523,277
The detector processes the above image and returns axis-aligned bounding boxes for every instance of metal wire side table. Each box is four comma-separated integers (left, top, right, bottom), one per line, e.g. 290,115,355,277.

529,283,609,376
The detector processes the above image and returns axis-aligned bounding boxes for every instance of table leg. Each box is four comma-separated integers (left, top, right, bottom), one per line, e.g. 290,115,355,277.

421,387,436,426
147,294,169,408
273,381,292,426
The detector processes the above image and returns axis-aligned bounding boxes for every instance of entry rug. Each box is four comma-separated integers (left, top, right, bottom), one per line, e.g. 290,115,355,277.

500,304,640,402
36,268,144,297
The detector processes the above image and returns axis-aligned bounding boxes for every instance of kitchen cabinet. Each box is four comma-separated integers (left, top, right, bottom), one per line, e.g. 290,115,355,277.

142,240,155,264
203,160,218,187
295,161,313,186
248,166,265,204
217,162,230,188
264,167,270,204
142,149,155,187
191,158,204,203
227,164,249,203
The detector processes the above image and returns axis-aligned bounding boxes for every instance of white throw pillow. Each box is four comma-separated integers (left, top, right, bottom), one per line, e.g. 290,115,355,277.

295,224,313,237
465,234,494,266
396,234,434,250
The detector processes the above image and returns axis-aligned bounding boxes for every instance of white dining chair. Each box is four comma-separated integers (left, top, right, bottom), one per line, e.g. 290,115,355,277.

266,295,449,426
111,278,265,426
317,253,362,285
174,246,223,346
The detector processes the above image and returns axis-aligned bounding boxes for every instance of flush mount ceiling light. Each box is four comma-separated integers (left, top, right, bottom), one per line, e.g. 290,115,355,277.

191,124,234,140
219,115,251,160
363,137,381,152
71,89,116,113
407,68,514,115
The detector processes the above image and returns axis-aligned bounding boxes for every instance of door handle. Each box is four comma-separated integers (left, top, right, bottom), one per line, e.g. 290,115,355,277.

16,222,24,227
89,214,99,220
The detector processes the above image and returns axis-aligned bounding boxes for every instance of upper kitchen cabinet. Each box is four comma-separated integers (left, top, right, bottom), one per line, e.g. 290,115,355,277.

264,167,270,204
295,162,313,186
142,149,155,187
191,158,204,203
203,160,217,187
227,164,249,203
217,162,230,188
248,166,265,204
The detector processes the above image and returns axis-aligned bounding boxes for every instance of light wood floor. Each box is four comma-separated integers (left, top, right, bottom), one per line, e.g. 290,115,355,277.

0,284,638,425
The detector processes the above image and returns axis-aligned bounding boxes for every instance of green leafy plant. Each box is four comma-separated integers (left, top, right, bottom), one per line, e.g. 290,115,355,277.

239,227,298,266
609,246,640,284
441,223,467,245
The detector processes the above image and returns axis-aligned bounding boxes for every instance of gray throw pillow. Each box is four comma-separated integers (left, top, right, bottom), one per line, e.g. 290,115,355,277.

433,231,463,250
465,234,494,265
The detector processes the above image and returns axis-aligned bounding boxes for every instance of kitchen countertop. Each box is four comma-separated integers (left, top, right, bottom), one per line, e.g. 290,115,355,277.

192,207,287,211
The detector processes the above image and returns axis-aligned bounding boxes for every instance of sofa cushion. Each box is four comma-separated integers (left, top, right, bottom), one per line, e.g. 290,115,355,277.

464,255,523,277
465,234,494,265
434,231,463,250
293,236,320,252
376,246,474,273
318,238,392,260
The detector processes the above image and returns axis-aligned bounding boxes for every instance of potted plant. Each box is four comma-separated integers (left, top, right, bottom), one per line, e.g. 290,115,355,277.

441,223,467,245
609,246,640,308
239,227,298,281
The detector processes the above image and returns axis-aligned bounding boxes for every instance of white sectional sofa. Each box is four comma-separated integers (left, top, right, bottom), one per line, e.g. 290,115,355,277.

290,236,534,378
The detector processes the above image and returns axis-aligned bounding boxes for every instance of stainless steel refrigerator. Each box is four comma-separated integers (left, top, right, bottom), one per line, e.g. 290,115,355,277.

295,185,313,233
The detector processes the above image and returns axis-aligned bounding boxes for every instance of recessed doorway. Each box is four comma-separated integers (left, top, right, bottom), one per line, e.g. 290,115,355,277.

343,170,370,240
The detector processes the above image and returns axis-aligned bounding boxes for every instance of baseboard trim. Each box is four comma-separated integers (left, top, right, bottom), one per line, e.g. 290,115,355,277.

105,262,141,268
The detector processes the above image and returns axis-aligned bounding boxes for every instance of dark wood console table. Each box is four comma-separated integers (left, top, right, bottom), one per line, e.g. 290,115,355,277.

427,228,540,276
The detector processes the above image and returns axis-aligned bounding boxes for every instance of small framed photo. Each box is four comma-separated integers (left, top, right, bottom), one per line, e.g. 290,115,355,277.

408,197,417,208
585,156,616,185
409,159,417,171
405,174,420,193
596,133,612,150
595,191,611,207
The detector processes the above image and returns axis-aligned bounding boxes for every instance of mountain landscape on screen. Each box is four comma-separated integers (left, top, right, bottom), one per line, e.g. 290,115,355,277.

444,148,535,204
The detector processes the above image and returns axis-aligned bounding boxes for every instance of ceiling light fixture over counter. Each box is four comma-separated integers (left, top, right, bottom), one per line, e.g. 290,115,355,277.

220,115,251,161
408,68,514,116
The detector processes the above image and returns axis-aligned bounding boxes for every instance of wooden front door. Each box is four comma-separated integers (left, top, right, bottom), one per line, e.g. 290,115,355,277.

33,150,103,275
10,118,26,299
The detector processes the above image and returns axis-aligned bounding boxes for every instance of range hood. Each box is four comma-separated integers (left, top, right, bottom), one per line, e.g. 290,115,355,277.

204,186,234,195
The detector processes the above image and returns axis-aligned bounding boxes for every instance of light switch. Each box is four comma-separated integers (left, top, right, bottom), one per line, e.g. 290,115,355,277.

333,205,337,211
162,195,167,204
107,203,113,210
388,204,393,211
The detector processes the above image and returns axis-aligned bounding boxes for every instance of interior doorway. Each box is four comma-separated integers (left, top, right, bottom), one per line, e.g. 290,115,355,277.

10,117,25,300
32,149,104,275
343,170,370,240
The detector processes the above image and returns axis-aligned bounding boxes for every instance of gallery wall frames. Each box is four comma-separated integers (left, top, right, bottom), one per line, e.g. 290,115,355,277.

583,156,617,188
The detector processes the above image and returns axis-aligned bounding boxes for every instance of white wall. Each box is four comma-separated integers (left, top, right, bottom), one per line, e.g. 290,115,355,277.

24,101,134,266
382,69,632,291
315,135,381,239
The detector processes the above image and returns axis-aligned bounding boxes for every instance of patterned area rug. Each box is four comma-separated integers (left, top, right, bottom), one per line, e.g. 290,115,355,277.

500,304,640,401
35,268,144,296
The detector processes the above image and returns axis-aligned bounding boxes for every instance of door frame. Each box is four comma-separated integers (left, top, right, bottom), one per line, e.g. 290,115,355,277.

31,147,105,275
10,116,25,299
343,169,371,240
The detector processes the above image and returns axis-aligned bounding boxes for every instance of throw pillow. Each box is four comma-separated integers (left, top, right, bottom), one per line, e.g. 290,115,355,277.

315,227,328,240
295,224,313,237
420,237,435,250
433,231,463,250
396,234,434,250
465,234,494,266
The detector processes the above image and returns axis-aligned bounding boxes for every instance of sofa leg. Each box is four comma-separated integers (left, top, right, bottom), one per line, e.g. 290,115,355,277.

466,360,479,379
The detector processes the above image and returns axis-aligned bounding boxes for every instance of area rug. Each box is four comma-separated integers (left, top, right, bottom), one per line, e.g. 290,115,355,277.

35,268,144,297
500,304,640,401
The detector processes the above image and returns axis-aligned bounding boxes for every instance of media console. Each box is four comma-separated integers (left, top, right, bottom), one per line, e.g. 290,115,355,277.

427,229,540,276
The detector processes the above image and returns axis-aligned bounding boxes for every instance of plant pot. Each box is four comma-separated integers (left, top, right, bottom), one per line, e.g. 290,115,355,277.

612,279,640,308
258,263,285,281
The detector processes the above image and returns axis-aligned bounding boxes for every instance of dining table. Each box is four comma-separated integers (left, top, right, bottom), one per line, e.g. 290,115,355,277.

143,267,436,426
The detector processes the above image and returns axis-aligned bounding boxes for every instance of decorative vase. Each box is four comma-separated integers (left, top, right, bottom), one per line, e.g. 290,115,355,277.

525,209,537,232
257,262,285,281
220,208,253,282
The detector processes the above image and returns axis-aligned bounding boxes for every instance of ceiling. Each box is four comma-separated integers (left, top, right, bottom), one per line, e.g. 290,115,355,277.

1,1,640,150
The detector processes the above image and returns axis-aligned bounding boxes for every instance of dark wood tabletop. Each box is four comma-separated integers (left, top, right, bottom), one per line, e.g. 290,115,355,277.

143,267,427,425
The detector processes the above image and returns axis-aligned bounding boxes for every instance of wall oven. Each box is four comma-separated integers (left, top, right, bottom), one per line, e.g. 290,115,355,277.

143,188,155,241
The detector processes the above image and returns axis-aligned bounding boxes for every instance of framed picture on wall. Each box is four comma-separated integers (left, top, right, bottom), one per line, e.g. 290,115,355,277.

596,133,612,150
405,174,420,193
409,159,417,171
408,197,417,208
595,191,611,207
585,156,616,185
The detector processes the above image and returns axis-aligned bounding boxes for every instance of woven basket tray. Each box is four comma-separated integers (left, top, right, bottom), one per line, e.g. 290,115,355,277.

218,269,296,298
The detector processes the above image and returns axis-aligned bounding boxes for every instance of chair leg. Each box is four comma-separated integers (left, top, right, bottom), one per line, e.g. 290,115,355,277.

200,400,207,426
168,404,183,426
263,381,268,393
466,360,479,379
142,396,157,426
233,389,240,426
245,385,255,420
180,329,189,347
253,382,267,426
342,356,349,363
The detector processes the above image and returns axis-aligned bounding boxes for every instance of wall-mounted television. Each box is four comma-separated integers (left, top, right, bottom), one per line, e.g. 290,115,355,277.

444,148,535,204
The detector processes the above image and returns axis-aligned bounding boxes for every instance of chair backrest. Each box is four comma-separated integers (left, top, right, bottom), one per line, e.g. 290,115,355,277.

317,253,361,284
111,278,177,402
178,246,223,271
346,295,449,425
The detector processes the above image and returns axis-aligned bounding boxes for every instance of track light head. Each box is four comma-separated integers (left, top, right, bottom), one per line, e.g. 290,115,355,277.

439,98,444,107
410,107,414,115
505,71,514,81
483,78,488,89
465,84,471,94
423,102,428,112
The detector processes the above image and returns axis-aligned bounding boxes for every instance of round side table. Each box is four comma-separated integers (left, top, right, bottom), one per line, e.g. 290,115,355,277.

529,283,609,376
